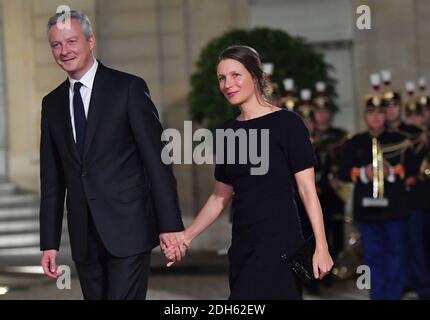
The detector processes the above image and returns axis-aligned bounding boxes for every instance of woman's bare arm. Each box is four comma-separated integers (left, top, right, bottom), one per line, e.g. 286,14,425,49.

295,167,333,279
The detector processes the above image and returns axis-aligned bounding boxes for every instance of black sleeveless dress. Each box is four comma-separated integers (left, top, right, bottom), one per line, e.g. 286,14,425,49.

215,109,317,300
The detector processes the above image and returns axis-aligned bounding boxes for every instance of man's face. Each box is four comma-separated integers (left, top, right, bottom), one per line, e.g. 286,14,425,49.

48,18,95,79
405,114,425,127
314,109,331,126
384,104,401,124
423,108,430,126
304,118,315,133
365,109,385,132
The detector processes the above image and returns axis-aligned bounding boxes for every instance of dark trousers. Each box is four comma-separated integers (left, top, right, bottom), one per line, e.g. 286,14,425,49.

404,209,430,297
360,220,405,300
424,211,430,273
75,214,151,300
323,209,344,260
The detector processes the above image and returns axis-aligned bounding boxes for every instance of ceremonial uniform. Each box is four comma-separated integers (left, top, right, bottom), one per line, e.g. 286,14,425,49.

340,95,414,300
418,96,430,272
392,97,430,299
312,94,349,260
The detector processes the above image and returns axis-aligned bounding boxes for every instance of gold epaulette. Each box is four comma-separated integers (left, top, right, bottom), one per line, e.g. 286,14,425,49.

381,139,412,159
419,159,430,180
397,129,414,139
413,132,428,154
327,134,350,149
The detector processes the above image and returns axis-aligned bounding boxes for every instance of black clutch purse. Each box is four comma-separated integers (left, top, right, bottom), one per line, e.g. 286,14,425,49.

283,235,316,284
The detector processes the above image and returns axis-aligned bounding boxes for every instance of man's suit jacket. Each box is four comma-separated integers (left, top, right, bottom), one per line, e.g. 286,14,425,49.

39,62,184,262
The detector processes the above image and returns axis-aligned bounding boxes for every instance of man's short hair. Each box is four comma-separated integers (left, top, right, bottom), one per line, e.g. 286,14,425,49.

47,10,93,40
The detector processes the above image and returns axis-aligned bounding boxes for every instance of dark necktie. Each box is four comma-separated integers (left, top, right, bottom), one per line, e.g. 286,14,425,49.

73,82,86,157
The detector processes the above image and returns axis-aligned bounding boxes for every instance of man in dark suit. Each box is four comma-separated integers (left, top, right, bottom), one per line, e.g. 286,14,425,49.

40,10,185,299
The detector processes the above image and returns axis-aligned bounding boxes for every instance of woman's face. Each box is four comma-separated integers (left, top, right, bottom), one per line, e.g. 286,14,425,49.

217,58,257,105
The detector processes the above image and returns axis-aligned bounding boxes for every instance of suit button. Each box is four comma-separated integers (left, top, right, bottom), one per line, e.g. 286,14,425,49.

281,253,288,261
81,171,87,177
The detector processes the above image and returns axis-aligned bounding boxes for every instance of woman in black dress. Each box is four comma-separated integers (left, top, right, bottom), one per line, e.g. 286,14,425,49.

165,45,333,299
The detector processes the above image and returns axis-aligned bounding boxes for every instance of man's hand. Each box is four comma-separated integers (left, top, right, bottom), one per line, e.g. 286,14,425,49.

383,163,390,178
366,163,391,180
406,176,417,186
365,164,373,181
328,177,340,191
160,232,187,266
41,249,60,279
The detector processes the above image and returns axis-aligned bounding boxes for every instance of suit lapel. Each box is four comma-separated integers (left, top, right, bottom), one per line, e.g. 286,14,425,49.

60,80,82,164
83,63,109,162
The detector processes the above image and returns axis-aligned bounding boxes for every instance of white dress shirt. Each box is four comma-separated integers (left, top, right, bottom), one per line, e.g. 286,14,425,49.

68,59,99,142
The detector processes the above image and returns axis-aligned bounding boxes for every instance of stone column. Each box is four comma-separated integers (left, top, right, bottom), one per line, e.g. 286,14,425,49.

0,1,7,179
1,0,96,190
352,0,430,130
2,0,37,189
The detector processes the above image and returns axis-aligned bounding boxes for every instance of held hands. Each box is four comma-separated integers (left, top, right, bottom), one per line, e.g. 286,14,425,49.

159,231,190,267
312,246,334,280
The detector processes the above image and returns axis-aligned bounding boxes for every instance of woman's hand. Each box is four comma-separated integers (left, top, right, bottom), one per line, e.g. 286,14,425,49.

294,168,334,281
163,231,192,267
312,247,334,280
164,181,233,267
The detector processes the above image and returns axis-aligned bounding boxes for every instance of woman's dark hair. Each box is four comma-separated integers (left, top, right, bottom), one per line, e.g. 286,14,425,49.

218,45,268,99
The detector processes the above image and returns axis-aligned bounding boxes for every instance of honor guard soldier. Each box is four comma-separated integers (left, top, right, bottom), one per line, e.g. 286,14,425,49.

312,81,349,261
340,94,416,300
281,78,299,111
382,82,430,299
293,88,319,294
295,89,315,135
405,97,427,128
417,78,430,271
416,93,430,272
262,62,282,108
417,77,430,131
